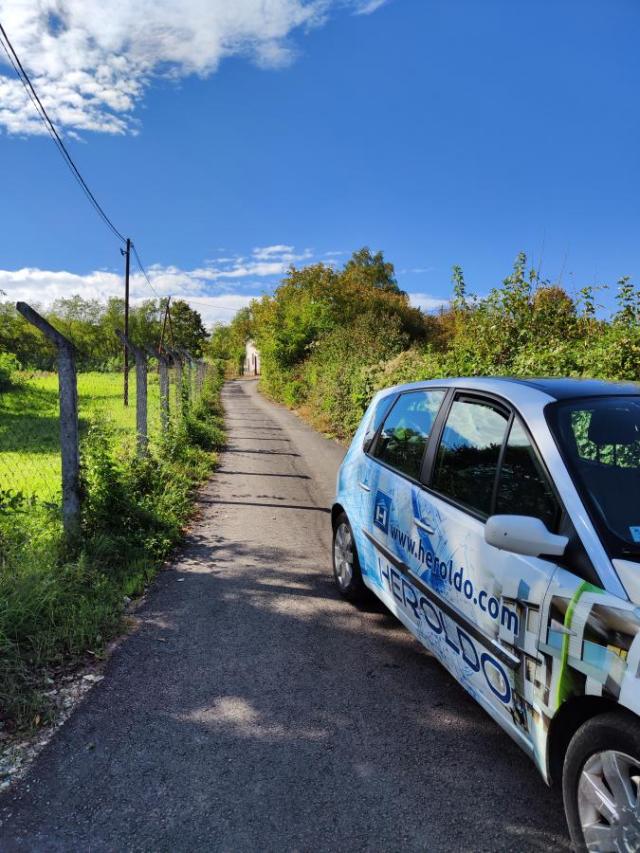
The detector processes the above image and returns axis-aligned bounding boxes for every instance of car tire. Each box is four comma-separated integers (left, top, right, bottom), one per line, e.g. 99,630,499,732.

563,711,640,852
332,513,366,603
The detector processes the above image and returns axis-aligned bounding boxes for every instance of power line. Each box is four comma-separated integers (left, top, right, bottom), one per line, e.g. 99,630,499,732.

131,246,246,314
131,243,163,300
182,296,249,313
0,21,239,324
0,20,126,244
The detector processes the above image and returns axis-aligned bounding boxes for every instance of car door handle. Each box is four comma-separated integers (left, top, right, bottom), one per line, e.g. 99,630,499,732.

358,481,371,492
414,517,435,535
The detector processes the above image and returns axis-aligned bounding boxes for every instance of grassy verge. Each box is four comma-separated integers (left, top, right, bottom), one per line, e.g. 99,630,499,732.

0,367,225,730
0,370,162,501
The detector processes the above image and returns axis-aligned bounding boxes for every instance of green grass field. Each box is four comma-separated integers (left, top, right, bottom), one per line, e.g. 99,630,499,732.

0,371,162,501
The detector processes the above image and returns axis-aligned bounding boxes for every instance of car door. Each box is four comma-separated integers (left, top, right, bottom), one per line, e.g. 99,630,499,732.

415,392,563,752
345,391,398,577
359,386,447,604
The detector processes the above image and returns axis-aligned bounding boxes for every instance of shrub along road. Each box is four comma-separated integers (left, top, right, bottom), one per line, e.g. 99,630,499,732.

1,379,569,851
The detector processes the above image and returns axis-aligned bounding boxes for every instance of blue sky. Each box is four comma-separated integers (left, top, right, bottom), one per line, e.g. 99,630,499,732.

0,0,638,324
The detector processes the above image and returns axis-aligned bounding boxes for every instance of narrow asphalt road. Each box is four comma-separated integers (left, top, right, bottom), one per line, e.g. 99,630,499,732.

1,379,570,852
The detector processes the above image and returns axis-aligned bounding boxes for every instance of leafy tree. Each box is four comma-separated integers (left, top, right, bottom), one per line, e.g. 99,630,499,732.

168,300,208,356
0,295,208,369
243,247,430,421
343,247,401,292
208,307,253,374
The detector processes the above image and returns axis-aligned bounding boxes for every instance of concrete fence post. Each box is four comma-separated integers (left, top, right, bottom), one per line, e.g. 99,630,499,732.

145,346,170,438
174,347,195,406
182,351,193,407
186,351,197,404
16,302,80,537
196,360,206,396
189,354,197,403
117,331,148,457
167,349,183,416
155,349,170,436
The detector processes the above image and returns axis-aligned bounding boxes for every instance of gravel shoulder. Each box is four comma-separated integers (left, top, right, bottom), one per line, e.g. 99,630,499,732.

0,379,570,852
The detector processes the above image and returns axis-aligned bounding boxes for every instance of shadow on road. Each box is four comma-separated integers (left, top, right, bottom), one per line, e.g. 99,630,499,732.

0,378,571,852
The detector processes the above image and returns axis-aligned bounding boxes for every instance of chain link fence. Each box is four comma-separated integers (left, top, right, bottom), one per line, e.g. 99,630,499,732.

0,369,62,503
0,304,211,525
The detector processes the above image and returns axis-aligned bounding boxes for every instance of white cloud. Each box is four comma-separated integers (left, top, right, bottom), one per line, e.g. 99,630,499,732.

251,244,294,259
408,292,448,313
0,1,386,136
0,264,258,326
354,0,389,14
0,244,336,326
188,245,314,281
0,246,446,325
176,295,256,327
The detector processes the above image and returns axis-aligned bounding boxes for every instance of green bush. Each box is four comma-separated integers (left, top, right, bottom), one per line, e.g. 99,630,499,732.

228,250,640,441
0,351,20,391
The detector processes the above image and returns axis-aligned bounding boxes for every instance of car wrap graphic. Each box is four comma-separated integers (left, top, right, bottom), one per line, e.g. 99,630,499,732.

536,573,640,716
337,448,640,782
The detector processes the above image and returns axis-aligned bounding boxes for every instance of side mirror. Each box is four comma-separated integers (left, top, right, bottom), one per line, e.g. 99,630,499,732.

485,515,568,558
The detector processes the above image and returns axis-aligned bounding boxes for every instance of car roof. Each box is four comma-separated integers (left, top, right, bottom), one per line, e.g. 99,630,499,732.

496,377,640,399
380,375,640,403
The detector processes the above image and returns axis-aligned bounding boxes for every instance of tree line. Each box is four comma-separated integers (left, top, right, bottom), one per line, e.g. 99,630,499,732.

211,248,640,439
0,296,209,374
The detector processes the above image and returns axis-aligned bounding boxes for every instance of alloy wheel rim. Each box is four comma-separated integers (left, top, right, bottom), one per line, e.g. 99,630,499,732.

578,750,640,852
334,522,354,589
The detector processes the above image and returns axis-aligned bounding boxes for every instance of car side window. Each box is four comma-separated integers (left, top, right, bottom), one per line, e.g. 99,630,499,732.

431,397,509,516
363,394,396,451
374,390,445,480
495,418,560,531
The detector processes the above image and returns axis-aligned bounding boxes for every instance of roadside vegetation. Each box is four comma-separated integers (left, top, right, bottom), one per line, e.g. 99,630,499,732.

0,371,162,499
0,295,208,371
0,367,224,728
0,296,223,730
211,248,640,440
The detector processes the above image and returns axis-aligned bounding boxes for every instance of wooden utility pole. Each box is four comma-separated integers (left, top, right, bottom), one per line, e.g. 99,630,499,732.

122,237,131,406
159,296,171,353
167,298,175,346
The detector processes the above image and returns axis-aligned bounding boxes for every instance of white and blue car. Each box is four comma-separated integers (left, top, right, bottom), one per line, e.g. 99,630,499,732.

332,377,640,852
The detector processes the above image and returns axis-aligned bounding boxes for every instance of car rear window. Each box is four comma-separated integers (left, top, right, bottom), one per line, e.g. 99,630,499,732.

495,417,560,531
431,397,509,516
373,390,445,480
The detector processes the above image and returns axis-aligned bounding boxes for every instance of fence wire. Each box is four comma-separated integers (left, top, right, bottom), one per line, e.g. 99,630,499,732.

0,352,208,507
0,369,62,503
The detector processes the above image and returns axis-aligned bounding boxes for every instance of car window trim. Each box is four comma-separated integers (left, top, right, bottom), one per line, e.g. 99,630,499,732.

367,392,399,458
367,387,449,478
494,413,564,533
422,389,564,527
421,391,511,521
490,410,515,514
362,392,398,452
544,396,640,558
367,385,567,532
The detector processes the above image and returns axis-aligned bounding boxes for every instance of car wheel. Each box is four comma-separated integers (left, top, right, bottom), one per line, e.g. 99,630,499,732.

563,711,640,852
332,513,366,602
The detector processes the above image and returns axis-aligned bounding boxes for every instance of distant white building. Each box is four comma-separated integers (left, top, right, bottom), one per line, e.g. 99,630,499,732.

243,340,261,376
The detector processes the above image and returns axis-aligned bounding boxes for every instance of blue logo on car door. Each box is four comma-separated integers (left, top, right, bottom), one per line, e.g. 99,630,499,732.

373,491,391,534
